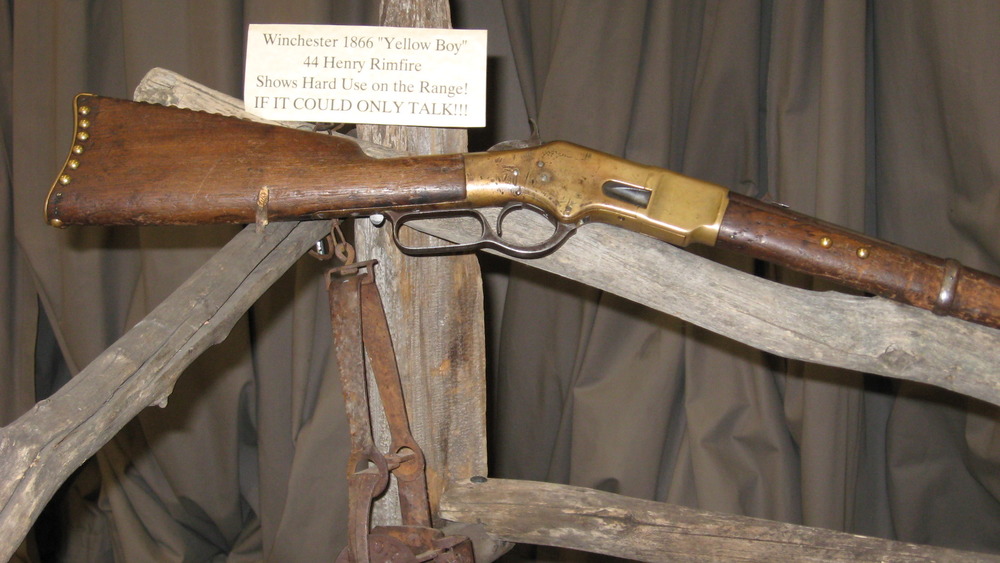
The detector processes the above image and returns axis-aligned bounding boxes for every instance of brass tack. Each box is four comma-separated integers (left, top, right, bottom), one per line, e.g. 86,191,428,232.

72,144,84,154
819,236,833,248
58,174,72,185
49,218,65,228
76,131,90,142
78,106,91,116
78,119,90,129
67,159,80,170
856,247,870,259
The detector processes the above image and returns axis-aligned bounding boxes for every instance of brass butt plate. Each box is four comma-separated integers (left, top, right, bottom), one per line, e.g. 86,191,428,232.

46,93,96,227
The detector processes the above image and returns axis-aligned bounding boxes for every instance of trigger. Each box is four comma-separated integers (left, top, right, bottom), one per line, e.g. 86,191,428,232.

496,201,559,237
496,201,526,237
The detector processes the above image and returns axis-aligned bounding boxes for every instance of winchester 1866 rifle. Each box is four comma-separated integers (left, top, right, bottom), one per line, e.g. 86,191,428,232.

46,94,1000,330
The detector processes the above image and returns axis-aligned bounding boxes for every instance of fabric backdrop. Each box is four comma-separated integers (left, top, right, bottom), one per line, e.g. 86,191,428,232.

3,1,998,561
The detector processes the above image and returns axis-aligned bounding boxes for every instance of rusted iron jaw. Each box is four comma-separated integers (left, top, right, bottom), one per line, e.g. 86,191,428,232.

325,246,474,563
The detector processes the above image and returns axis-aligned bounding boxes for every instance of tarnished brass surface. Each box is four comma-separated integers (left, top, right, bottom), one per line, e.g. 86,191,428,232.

46,93,95,228
464,141,730,247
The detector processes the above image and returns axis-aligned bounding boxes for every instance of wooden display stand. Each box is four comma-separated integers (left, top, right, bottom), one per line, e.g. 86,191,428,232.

3,59,1000,562
352,0,488,529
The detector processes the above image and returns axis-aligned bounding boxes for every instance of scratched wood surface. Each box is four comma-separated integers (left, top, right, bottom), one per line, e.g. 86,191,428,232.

425,215,1000,408
439,478,1000,562
353,0,488,525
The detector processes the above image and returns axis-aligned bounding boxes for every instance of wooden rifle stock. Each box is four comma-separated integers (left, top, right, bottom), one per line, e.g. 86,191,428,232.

46,94,1000,330
46,94,467,226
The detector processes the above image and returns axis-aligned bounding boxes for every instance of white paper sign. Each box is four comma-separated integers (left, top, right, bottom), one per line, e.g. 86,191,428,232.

244,24,487,127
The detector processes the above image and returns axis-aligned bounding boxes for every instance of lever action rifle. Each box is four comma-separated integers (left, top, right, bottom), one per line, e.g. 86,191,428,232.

46,94,1000,330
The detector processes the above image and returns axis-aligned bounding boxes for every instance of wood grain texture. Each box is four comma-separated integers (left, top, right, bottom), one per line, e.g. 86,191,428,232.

353,0,487,527
412,210,1000,408
718,193,1000,329
439,478,1000,562
141,55,489,527
47,96,467,226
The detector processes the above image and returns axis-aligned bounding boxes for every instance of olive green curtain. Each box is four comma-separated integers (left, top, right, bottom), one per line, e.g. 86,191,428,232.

1,0,38,430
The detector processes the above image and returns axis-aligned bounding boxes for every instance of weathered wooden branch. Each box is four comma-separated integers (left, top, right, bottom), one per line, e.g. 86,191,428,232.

420,216,1000,407
0,219,331,562
439,478,1000,562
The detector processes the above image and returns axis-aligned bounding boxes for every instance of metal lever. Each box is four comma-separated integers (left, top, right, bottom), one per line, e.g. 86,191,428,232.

383,202,578,259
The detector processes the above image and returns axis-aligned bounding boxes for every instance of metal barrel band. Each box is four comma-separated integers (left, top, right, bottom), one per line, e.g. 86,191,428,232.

933,258,962,315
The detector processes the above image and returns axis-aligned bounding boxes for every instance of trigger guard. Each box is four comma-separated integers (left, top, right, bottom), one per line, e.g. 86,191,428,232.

496,201,558,238
491,201,577,258
489,219,577,259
